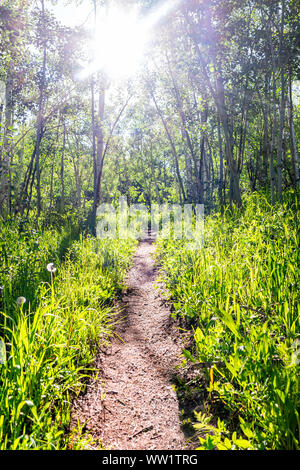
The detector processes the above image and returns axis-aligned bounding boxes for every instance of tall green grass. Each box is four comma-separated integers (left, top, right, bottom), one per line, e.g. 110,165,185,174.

0,215,80,318
157,193,299,450
0,221,137,449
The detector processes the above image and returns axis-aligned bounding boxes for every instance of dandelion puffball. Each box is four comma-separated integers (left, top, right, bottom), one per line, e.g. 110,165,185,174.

47,263,57,273
16,296,26,306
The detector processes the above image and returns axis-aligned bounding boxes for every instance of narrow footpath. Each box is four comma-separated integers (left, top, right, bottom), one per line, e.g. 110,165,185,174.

71,235,187,450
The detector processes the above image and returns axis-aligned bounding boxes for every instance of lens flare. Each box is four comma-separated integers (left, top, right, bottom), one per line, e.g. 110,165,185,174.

93,5,147,79
82,0,181,80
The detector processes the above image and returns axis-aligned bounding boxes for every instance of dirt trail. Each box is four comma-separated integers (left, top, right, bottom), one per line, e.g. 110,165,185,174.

71,235,187,450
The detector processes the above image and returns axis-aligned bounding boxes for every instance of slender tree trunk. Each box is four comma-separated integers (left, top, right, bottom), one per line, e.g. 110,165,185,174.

166,55,197,202
198,103,208,204
91,78,97,196
0,70,13,214
91,87,130,233
270,71,277,206
150,88,186,203
35,0,47,218
217,117,224,209
60,122,66,212
91,83,105,233
276,0,286,203
206,136,214,209
96,86,105,203
49,159,54,210
72,155,81,209
260,4,278,204
261,73,271,186
215,72,242,207
262,108,269,187
16,125,25,203
277,67,286,203
288,69,300,188
149,139,160,204
49,120,60,210
199,130,205,204
19,140,39,215
237,80,249,177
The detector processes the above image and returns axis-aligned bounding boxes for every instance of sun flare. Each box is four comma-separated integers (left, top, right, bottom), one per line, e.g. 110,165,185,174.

85,0,181,80
92,5,149,79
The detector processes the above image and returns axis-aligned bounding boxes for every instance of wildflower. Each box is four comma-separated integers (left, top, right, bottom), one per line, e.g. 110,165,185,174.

47,263,57,273
16,296,26,306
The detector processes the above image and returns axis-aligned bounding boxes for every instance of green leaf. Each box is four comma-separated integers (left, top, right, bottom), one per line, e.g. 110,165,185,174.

221,311,240,338
194,327,204,343
182,349,196,363
241,426,254,439
235,438,251,449
224,437,232,448
217,442,228,450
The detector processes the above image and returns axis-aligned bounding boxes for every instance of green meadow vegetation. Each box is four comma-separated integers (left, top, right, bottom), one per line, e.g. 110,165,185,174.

0,217,136,449
157,193,299,450
1,0,299,452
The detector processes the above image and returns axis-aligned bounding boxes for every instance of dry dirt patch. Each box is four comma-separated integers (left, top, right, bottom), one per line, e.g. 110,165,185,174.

71,236,187,450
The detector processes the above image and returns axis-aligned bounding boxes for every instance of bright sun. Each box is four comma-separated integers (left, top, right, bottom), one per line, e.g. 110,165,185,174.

87,0,181,80
92,5,149,79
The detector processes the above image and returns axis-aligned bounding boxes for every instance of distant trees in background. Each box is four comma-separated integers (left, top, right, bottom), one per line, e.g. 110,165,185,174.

0,0,299,230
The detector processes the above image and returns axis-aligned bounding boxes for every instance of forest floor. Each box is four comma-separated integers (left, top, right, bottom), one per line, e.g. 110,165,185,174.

71,234,188,450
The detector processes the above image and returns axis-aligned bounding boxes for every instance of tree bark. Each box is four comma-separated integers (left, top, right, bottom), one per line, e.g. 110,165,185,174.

217,117,224,208
277,68,286,203
0,69,13,214
276,0,286,203
35,0,47,218
60,122,66,212
288,69,299,188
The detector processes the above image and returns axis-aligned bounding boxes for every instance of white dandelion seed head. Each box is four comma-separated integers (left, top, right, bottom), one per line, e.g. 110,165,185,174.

16,296,26,306
47,263,57,273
